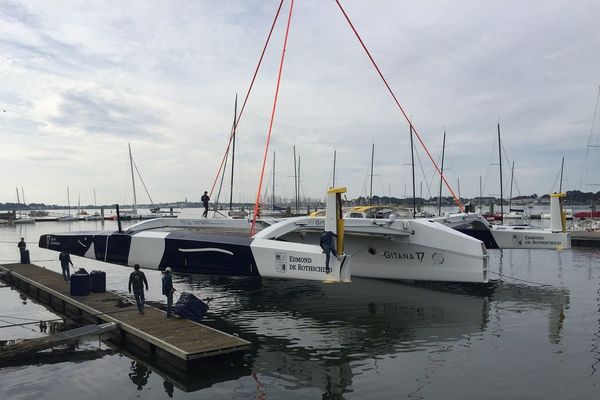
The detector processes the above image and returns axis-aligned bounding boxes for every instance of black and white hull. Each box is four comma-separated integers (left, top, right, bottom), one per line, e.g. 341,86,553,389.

38,229,351,283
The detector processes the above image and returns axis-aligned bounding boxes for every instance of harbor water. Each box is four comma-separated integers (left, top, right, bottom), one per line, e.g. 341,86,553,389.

1,211,599,399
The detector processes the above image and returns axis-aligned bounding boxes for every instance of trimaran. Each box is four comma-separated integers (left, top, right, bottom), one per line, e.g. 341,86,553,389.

40,0,515,284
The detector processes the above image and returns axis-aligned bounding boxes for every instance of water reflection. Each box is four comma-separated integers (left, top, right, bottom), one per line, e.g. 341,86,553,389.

172,275,570,395
128,360,152,390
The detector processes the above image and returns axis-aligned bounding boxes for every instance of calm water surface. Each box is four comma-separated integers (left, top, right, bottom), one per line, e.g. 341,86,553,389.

1,212,599,399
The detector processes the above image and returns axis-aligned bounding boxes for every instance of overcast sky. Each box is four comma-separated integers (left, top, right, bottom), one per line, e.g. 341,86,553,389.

1,0,599,206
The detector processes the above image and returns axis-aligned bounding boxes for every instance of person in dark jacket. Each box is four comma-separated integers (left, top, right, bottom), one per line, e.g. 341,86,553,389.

319,231,338,274
201,191,210,218
18,237,26,252
162,267,176,318
128,264,149,314
59,251,74,282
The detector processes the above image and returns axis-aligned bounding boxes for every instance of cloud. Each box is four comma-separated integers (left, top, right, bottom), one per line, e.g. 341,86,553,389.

49,89,164,139
1,0,600,205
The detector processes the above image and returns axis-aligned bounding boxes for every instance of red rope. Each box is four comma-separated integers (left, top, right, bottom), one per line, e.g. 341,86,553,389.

250,0,295,235
334,0,464,212
208,0,286,198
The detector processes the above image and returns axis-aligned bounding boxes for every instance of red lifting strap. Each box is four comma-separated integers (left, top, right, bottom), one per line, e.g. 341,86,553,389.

334,0,464,212
209,0,286,198
251,0,296,236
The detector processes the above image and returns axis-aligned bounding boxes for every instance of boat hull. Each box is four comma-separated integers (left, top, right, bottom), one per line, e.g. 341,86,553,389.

38,230,351,283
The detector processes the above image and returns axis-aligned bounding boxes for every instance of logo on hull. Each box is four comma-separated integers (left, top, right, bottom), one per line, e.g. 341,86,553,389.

275,252,287,273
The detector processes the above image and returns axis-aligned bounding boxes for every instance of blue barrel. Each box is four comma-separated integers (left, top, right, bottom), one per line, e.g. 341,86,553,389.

20,249,30,264
90,270,106,293
70,273,90,296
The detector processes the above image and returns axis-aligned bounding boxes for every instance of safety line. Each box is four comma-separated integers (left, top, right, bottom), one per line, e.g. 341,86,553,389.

488,270,554,287
251,0,295,235
334,0,464,212
209,0,286,198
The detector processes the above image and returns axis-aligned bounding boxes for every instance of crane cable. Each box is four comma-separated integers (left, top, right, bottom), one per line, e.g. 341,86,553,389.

333,0,464,212
251,0,295,236
208,0,286,198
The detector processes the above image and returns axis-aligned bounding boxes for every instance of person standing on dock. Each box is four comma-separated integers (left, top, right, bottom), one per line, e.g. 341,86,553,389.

162,267,175,318
17,237,26,253
59,250,73,282
201,191,210,218
128,264,148,314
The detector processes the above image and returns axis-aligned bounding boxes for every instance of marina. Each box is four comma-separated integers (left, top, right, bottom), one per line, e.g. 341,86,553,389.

1,217,600,398
0,262,251,369
1,0,600,398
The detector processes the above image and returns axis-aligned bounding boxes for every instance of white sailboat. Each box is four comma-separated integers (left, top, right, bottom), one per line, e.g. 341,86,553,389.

84,188,104,221
58,186,77,221
12,187,35,224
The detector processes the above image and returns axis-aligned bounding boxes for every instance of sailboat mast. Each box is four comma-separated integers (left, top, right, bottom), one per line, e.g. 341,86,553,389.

509,161,514,211
94,188,97,207
410,124,416,218
293,145,298,214
559,156,565,193
128,143,138,215
21,187,26,207
298,156,301,211
438,131,446,216
498,123,503,222
229,94,238,212
16,187,20,218
369,143,374,206
479,176,482,211
332,150,337,188
272,151,276,211
67,186,71,216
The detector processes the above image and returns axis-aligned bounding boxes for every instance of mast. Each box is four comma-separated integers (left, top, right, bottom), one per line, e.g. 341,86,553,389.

229,94,238,212
128,143,138,215
67,186,71,216
419,181,423,212
559,156,565,193
438,131,446,216
479,175,482,211
16,187,20,218
410,124,416,218
298,155,301,211
332,149,337,188
457,178,461,202
94,188,97,207
369,143,374,206
293,145,298,214
498,123,503,222
272,151,275,211
509,161,514,211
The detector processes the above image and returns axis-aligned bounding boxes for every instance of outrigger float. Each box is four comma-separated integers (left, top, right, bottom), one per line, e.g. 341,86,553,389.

436,193,571,250
39,189,352,283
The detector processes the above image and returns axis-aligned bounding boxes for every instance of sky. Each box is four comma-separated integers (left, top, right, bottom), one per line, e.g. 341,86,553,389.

1,0,600,206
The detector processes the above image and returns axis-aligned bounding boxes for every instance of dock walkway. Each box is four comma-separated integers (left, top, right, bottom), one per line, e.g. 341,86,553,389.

0,263,251,368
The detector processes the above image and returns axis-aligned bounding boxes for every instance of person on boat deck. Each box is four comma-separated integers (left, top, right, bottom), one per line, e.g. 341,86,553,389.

58,250,73,282
128,264,149,314
201,191,210,218
17,237,26,252
319,231,338,274
162,267,176,318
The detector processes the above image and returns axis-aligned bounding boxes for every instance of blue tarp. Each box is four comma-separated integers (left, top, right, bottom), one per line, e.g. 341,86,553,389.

172,292,209,323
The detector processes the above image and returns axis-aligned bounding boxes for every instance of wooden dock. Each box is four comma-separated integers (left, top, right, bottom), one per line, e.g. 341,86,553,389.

570,231,600,247
0,263,251,370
